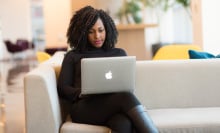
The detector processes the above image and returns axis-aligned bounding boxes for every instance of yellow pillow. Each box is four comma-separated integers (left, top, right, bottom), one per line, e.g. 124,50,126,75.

36,51,51,63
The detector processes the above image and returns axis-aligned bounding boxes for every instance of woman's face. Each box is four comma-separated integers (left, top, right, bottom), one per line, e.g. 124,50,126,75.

88,18,106,48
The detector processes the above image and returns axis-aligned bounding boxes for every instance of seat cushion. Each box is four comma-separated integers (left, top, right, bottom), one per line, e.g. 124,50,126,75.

61,107,220,133
148,107,220,133
60,121,110,133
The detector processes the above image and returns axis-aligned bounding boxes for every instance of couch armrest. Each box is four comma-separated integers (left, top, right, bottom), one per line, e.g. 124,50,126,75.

24,65,62,133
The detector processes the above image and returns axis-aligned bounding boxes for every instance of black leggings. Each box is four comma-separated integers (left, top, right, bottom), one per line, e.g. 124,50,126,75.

70,92,140,133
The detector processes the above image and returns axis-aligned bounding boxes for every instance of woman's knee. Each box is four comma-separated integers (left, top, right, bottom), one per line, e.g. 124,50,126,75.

106,114,133,133
115,92,140,111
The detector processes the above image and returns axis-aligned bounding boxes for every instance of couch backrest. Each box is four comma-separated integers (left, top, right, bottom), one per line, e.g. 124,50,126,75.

47,52,220,109
135,59,220,109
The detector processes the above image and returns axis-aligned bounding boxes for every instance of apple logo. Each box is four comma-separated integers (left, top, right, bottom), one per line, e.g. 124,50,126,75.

105,71,112,80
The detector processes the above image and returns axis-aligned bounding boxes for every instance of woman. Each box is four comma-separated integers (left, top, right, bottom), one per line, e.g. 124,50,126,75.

58,6,158,133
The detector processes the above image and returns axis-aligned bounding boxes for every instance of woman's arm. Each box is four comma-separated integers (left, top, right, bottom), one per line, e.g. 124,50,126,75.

57,51,81,102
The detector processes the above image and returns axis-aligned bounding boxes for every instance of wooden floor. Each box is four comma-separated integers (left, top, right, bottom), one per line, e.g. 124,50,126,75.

0,57,38,133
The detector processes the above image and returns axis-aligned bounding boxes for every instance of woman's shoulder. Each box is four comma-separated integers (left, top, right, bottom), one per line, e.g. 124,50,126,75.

113,47,124,51
63,49,83,61
112,48,127,56
64,49,78,57
64,48,127,58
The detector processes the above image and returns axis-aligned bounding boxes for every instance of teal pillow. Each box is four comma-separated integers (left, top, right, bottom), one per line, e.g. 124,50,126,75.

216,54,220,58
188,50,220,59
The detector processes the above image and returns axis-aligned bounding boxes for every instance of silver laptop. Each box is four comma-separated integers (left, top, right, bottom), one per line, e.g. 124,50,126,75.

81,56,136,95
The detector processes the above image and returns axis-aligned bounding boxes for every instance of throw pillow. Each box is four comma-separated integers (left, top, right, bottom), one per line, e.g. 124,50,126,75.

188,50,220,59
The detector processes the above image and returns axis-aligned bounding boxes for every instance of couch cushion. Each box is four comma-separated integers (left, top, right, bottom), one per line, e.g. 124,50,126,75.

61,107,220,133
148,107,220,133
60,121,110,133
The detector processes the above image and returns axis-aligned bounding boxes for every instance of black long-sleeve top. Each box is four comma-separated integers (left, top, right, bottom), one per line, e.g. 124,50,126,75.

57,47,127,103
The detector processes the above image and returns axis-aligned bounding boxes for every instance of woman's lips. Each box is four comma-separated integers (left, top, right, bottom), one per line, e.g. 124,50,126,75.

94,40,102,45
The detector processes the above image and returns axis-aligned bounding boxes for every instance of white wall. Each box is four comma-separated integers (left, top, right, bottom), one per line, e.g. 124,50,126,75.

0,0,31,60
0,20,10,60
202,0,220,55
158,6,193,44
0,0,31,41
173,6,193,44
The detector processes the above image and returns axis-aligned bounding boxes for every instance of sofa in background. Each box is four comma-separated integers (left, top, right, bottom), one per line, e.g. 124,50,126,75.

152,44,202,60
24,51,220,133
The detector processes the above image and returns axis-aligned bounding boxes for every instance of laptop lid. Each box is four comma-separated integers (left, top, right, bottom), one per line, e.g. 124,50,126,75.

81,56,136,95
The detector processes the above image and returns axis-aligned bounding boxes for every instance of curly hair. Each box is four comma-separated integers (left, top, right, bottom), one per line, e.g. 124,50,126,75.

67,6,118,51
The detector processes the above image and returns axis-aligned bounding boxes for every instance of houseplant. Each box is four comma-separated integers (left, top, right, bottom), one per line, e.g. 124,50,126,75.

139,0,191,17
117,0,143,24
117,0,191,24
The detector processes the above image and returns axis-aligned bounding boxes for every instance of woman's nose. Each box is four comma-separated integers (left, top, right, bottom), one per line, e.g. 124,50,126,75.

95,32,100,38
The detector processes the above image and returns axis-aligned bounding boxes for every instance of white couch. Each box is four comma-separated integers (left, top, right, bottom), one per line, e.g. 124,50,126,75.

24,51,220,133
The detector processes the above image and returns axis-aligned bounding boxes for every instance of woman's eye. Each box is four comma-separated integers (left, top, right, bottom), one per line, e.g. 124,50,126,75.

99,29,104,32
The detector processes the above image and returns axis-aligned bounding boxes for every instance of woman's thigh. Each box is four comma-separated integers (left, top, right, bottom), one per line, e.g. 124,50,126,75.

70,92,139,125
